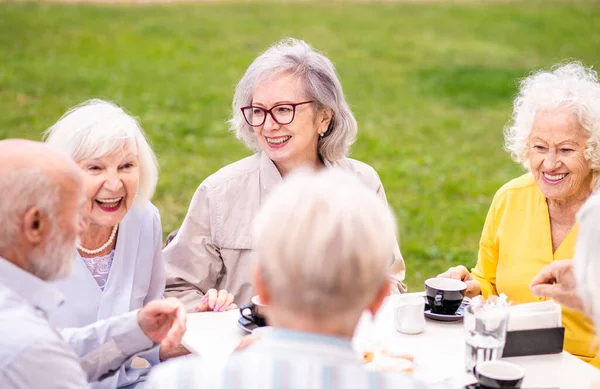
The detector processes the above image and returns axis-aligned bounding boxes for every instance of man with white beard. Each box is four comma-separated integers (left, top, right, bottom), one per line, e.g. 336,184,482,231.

0,139,186,389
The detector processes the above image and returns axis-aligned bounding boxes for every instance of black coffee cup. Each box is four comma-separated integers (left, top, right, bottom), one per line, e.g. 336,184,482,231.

240,295,268,327
475,360,525,389
425,278,467,315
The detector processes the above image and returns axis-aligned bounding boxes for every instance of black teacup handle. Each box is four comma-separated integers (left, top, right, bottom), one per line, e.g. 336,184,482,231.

240,303,257,323
434,291,444,306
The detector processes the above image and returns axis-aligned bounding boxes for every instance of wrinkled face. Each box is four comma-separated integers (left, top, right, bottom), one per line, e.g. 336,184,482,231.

78,145,140,228
30,173,87,281
251,73,330,167
528,109,592,202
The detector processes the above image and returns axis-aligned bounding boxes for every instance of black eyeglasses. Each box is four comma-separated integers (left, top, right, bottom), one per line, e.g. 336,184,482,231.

241,101,313,127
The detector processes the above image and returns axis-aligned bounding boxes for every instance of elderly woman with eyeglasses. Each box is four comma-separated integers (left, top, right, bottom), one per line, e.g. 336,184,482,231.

44,100,228,388
164,38,406,310
438,62,600,366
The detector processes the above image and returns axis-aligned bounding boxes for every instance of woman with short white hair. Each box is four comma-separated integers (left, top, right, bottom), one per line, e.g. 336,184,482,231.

164,38,406,310
439,62,600,366
43,99,226,388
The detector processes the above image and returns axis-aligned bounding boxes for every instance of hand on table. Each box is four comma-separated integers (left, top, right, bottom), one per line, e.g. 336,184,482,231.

138,298,187,351
194,288,238,313
530,260,584,312
437,265,481,298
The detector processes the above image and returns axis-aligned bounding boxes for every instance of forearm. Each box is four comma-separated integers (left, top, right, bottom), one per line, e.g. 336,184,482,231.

59,310,154,382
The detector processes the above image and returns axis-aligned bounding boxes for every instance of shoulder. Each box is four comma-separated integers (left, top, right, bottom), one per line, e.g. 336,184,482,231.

330,158,383,190
492,173,538,203
201,154,261,191
495,173,537,196
121,201,162,240
124,201,160,225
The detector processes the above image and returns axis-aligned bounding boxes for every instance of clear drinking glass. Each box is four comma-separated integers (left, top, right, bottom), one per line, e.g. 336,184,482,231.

464,303,510,373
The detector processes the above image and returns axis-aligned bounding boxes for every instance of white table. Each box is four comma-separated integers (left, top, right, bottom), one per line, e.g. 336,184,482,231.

182,294,600,389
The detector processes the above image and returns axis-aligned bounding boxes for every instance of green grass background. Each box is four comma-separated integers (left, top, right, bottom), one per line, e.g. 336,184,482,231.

1,0,599,290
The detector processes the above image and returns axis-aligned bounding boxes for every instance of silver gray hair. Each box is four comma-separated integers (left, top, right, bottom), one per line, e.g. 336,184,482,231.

44,99,159,207
504,62,600,190
229,38,358,162
253,168,397,325
0,168,76,280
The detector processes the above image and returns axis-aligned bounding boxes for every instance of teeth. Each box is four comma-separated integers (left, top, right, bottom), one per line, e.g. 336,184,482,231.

543,173,567,181
97,198,122,203
96,198,122,208
267,136,291,145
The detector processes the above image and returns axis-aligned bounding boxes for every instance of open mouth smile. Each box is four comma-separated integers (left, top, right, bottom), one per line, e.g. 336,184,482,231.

542,172,568,185
95,197,123,212
266,136,291,148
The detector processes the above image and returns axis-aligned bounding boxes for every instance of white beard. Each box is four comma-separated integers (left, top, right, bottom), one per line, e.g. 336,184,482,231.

28,226,77,282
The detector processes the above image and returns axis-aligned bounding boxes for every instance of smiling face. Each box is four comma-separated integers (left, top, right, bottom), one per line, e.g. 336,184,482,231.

77,144,140,228
528,108,592,202
251,73,331,171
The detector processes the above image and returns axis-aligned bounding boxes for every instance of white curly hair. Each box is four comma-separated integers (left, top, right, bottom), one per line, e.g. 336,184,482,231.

504,62,600,190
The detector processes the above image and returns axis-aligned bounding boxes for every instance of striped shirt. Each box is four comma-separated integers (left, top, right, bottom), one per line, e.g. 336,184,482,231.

147,328,441,389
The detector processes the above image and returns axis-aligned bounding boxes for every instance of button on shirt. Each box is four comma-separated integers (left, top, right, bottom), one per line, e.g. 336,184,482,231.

0,258,154,389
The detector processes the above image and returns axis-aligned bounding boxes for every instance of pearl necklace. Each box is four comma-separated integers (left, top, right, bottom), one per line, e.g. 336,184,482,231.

78,225,118,255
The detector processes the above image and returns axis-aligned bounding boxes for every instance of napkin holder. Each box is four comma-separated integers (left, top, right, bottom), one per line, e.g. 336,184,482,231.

501,301,564,358
502,326,565,357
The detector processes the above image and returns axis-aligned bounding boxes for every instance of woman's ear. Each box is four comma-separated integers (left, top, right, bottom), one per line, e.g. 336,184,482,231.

317,108,334,135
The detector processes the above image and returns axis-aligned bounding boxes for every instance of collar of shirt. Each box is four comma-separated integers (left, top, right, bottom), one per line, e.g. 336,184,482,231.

259,327,358,364
0,257,65,317
258,151,334,203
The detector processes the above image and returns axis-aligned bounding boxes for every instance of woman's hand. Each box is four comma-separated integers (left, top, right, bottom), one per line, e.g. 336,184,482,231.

437,265,482,298
194,289,238,313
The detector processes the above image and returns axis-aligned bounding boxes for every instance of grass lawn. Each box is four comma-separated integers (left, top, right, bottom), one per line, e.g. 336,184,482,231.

1,0,599,291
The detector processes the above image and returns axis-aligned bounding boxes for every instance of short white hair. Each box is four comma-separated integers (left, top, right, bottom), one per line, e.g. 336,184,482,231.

229,38,358,162
0,168,76,281
253,168,397,324
504,62,600,190
44,99,158,207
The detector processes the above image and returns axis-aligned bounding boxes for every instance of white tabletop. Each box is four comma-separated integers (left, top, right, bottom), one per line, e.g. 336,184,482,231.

182,294,600,389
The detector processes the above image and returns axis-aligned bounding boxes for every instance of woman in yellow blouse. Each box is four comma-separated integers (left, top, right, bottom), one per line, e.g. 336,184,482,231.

439,62,600,366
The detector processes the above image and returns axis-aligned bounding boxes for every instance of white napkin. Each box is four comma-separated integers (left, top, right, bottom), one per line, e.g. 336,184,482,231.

181,310,245,356
507,300,562,331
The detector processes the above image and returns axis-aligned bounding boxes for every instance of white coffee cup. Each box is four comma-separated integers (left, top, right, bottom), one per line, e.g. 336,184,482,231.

394,295,425,335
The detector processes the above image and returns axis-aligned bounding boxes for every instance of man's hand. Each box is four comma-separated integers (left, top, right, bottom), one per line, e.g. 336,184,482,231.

530,260,584,312
138,298,187,350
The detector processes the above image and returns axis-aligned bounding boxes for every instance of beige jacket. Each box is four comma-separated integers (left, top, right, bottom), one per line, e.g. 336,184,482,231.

164,152,406,309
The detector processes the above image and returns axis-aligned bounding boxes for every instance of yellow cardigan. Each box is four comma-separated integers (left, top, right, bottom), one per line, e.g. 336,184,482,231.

471,173,598,366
